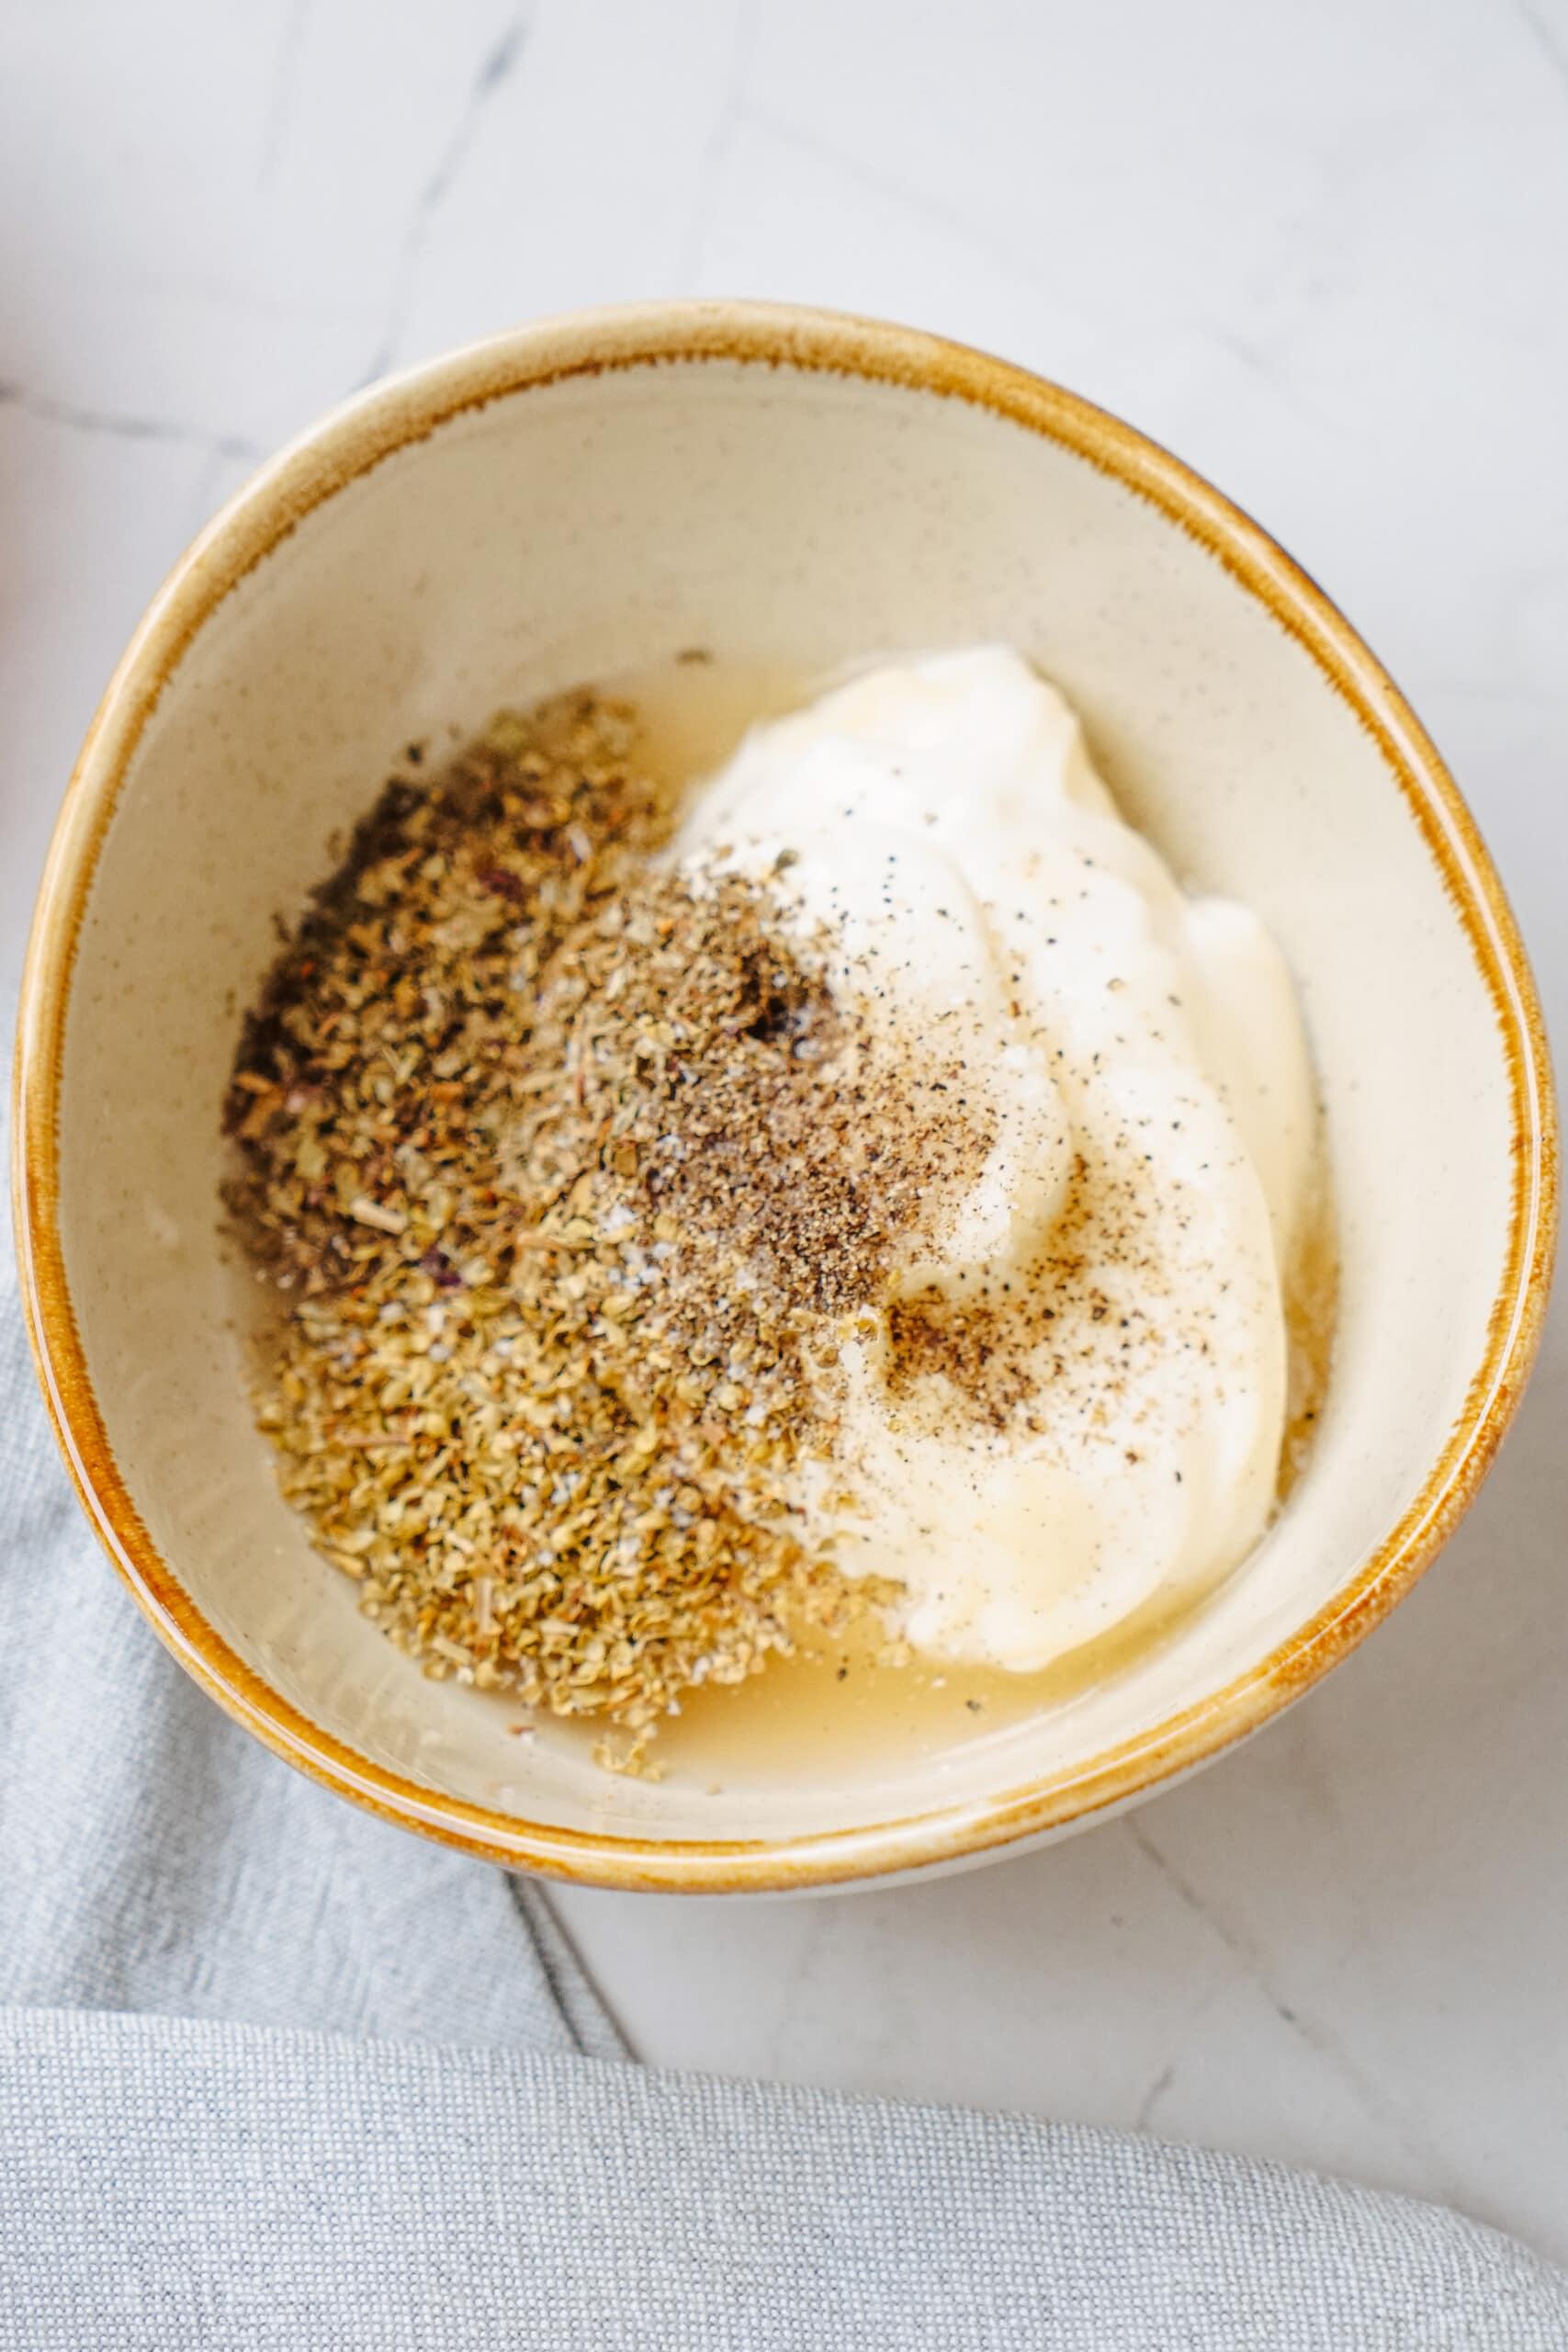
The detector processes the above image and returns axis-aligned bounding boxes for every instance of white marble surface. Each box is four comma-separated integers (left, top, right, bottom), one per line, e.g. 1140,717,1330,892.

4,0,1565,2264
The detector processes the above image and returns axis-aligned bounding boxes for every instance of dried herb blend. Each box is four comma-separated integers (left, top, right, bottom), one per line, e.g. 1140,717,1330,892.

226,695,985,1768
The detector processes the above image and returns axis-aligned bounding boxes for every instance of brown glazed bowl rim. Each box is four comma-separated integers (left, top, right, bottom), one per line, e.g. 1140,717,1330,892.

12,300,1559,1892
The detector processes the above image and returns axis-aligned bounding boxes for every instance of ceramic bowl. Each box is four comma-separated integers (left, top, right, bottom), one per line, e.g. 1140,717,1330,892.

13,302,1555,1893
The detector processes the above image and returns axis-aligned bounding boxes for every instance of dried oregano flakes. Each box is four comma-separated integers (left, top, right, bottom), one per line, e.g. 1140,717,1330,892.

225,695,978,1770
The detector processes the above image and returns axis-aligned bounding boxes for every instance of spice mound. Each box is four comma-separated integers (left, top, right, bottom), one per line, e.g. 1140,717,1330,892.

229,651,1325,1770
226,695,983,1770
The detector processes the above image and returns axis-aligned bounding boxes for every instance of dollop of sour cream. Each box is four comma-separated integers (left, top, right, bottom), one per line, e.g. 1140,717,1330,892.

679,650,1314,1673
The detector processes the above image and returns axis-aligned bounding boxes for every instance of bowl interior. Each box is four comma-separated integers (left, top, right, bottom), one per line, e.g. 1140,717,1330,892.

28,324,1532,1877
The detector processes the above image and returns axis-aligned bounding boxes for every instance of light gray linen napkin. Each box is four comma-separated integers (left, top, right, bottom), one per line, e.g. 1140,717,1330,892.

4,1142,1565,2346
0,1223,617,2063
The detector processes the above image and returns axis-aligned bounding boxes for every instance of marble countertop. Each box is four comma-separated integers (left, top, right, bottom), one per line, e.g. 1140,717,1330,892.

4,0,1564,2265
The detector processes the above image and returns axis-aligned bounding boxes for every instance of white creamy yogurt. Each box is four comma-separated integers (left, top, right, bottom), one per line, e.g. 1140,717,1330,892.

679,650,1315,1673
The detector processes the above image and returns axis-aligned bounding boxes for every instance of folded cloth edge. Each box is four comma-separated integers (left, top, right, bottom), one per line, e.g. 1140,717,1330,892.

3,2004,1565,2352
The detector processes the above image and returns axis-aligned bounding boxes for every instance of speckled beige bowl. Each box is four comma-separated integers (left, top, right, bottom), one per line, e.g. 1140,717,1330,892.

13,302,1556,1892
